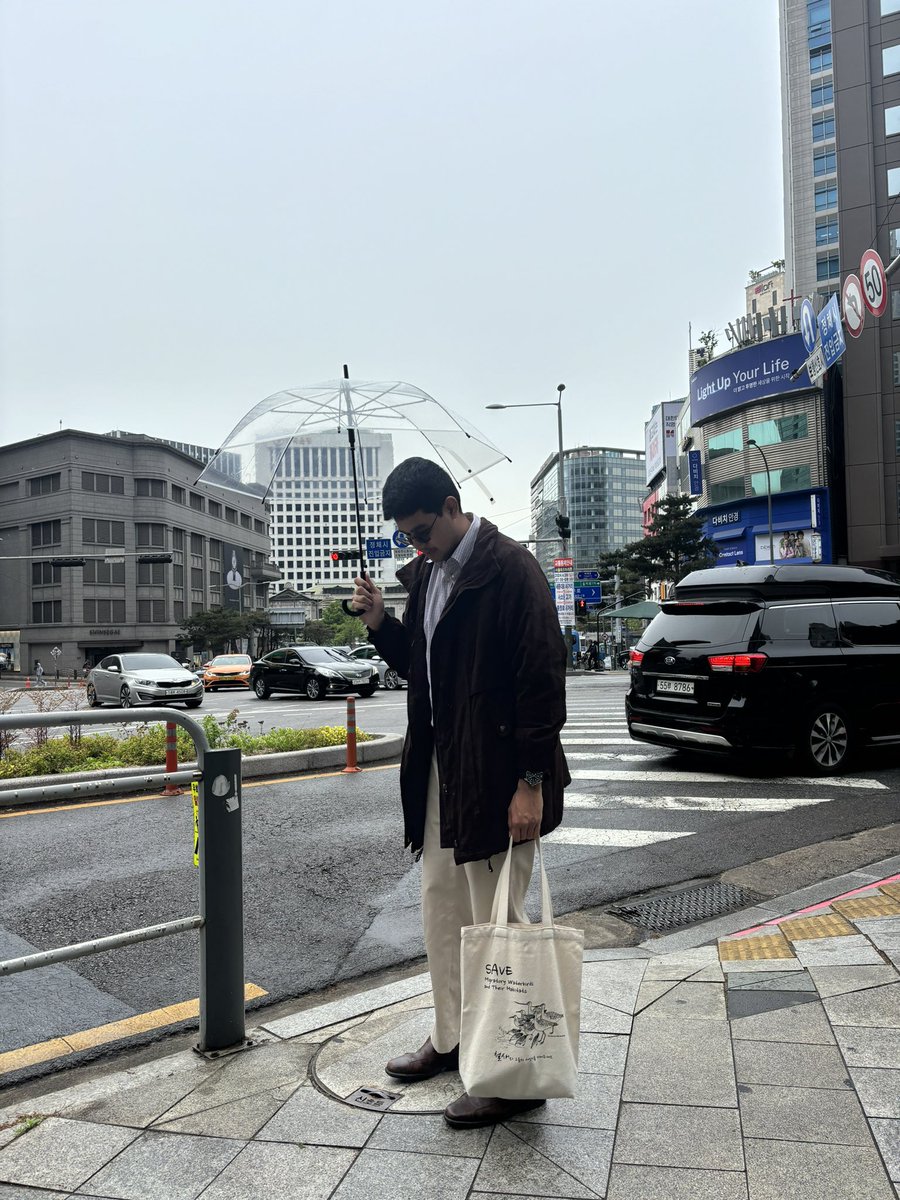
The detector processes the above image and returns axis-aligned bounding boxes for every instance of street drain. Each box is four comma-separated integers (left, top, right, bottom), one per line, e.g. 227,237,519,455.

608,882,765,932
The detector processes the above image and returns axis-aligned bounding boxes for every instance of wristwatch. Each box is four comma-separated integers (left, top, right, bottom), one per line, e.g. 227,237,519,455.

522,770,545,788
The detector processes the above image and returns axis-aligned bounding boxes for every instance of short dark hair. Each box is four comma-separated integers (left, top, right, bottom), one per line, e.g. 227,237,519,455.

382,457,461,521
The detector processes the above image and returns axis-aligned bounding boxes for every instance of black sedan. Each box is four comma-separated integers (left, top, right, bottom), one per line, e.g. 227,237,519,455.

249,646,378,701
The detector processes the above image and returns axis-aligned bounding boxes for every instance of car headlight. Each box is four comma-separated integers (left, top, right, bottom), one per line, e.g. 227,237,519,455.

136,678,156,686
320,669,342,679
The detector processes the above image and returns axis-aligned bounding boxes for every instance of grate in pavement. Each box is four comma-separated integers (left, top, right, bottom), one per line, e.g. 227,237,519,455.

608,882,765,932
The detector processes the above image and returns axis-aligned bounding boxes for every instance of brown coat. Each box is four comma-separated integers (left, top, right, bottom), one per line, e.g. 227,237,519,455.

370,519,569,864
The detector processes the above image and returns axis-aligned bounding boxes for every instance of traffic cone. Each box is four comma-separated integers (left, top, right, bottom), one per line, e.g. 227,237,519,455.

25,676,30,689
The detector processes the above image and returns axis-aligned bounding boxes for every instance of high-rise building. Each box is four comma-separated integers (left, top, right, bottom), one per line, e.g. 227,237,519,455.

266,431,397,592
780,0,900,569
530,447,645,578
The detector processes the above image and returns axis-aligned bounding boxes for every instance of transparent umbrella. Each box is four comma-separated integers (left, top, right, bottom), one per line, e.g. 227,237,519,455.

197,366,511,573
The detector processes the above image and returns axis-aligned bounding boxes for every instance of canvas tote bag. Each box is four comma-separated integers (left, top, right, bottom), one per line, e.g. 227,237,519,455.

459,836,584,1099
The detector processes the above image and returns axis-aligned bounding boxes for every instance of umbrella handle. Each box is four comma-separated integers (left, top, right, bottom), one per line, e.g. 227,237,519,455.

341,598,366,617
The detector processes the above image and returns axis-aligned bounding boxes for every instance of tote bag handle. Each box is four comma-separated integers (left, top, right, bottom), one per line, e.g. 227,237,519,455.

491,835,555,928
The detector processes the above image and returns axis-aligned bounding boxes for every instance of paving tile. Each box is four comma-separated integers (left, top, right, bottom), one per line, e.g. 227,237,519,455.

726,989,819,1020
836,1027,900,1069
367,1113,489,1158
643,909,776,955
613,1102,743,1170
473,1125,595,1199
0,1119,138,1193
721,957,803,974
633,980,678,1012
622,1013,736,1107
579,998,632,1035
153,1088,294,1138
686,962,725,982
73,1130,244,1200
583,948,651,961
0,1186,71,1199
719,932,794,961
580,961,647,1014
824,984,900,1028
724,969,817,991
871,1120,900,1182
794,936,885,968
779,911,856,940
744,1137,895,1199
507,1123,614,1198
261,974,432,1040
642,951,722,981
513,1072,622,1130
638,980,726,1020
198,1141,357,1200
732,1040,852,1089
256,1083,382,1147
850,1068,900,1118
606,1164,748,1199
729,998,835,1044
854,917,900,937
739,1083,871,1145
808,965,899,999
577,1034,628,1075
333,1147,478,1200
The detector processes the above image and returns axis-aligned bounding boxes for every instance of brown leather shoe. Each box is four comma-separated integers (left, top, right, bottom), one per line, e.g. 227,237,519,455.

385,1037,459,1082
443,1091,546,1128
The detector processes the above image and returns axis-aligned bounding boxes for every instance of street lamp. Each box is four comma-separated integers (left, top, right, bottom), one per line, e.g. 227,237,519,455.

747,438,775,565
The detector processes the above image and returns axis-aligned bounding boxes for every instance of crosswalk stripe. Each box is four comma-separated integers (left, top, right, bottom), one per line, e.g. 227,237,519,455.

562,738,634,746
564,792,834,812
571,769,887,789
545,827,693,848
567,752,658,761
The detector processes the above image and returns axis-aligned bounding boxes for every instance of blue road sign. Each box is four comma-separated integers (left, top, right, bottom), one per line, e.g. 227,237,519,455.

366,538,393,560
576,570,600,581
800,298,817,354
817,294,846,369
573,585,602,601
390,529,407,549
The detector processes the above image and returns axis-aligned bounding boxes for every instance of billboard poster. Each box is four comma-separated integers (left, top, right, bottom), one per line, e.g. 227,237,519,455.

690,333,814,426
645,402,682,485
223,544,244,610
688,449,703,496
754,529,822,564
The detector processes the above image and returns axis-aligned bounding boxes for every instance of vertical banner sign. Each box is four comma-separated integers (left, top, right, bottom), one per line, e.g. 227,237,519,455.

816,295,846,369
553,557,575,628
688,450,703,496
223,544,244,610
191,781,199,867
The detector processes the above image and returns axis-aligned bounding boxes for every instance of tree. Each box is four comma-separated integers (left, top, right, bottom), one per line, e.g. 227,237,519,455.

320,600,366,646
596,549,647,605
179,608,271,654
610,495,717,584
301,620,332,646
696,329,718,366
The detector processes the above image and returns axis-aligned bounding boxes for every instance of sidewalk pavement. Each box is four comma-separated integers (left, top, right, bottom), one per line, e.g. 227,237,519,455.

3,856,900,1199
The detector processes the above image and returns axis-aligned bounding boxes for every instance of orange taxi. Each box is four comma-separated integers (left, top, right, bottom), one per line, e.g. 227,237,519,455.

201,654,253,691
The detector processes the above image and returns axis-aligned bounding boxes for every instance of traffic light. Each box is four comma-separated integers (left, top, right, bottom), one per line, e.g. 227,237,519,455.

555,512,571,539
575,599,587,617
330,549,359,562
136,553,173,564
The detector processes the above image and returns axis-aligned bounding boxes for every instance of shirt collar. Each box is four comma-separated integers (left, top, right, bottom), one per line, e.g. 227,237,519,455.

436,513,480,581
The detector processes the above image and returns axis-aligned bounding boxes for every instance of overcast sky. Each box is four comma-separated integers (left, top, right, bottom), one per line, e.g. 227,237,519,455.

0,1,783,539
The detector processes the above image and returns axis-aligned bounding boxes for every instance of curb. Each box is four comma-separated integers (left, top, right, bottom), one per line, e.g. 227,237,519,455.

0,732,404,806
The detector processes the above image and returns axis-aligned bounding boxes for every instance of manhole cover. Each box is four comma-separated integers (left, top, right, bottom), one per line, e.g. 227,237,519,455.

608,882,764,932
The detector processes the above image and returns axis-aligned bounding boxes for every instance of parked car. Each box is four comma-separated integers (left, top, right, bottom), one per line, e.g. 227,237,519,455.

200,654,253,691
87,654,204,709
249,646,378,700
348,644,405,690
626,564,900,774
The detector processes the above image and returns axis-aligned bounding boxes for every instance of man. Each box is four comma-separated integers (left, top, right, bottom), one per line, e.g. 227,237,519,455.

349,457,569,1129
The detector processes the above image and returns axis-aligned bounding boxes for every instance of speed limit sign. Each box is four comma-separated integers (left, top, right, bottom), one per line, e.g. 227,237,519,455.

860,249,888,317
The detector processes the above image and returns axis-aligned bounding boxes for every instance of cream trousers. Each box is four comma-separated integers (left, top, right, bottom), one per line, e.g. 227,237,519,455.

422,755,535,1054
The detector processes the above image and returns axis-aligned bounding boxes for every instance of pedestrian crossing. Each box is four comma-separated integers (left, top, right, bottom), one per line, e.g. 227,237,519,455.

541,679,891,863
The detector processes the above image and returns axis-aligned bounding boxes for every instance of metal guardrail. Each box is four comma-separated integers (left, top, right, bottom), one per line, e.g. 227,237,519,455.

0,707,246,1056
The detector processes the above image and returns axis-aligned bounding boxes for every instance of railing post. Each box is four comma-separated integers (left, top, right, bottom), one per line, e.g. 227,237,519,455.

163,721,184,796
196,745,246,1054
342,693,361,774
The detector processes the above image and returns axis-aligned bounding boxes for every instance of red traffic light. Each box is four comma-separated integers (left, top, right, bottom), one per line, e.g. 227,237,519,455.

331,551,340,562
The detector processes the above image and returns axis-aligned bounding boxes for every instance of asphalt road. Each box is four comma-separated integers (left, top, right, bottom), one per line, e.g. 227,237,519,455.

2,673,900,1064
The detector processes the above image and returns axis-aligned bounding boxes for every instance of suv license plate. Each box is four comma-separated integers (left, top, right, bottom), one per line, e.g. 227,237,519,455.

657,680,694,695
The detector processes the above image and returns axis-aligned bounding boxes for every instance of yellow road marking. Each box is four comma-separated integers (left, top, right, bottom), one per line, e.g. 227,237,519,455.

778,911,856,941
0,983,268,1077
0,762,400,819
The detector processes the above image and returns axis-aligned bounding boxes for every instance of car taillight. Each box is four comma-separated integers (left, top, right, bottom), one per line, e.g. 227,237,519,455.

629,649,644,667
707,653,767,674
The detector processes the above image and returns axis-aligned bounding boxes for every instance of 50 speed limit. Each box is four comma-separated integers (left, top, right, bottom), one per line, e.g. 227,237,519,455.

860,249,887,318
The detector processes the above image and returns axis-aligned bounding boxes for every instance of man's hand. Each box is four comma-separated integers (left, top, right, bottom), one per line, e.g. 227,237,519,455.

350,576,385,631
508,779,543,843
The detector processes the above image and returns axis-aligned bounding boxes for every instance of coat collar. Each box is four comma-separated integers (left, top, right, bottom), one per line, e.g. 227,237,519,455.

396,518,501,595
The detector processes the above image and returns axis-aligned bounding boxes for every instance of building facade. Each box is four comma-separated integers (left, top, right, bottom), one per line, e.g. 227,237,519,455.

0,431,275,674
530,447,646,578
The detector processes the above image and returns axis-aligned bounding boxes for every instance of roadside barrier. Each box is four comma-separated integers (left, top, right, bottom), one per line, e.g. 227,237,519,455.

0,707,246,1056
342,694,361,774
163,720,184,796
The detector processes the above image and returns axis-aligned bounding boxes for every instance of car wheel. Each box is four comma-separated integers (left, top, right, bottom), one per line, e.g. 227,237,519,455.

254,678,270,699
186,698,203,708
800,704,853,775
120,685,133,708
86,683,101,708
306,677,324,701
383,669,400,690
358,683,377,698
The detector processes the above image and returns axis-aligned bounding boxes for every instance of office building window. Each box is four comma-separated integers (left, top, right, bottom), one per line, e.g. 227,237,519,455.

816,253,839,280
893,351,900,385
808,0,830,36
240,513,252,529
83,519,125,545
886,44,900,75
752,465,812,496
810,45,832,72
208,500,221,518
885,0,900,13
812,114,835,141
891,167,900,197
83,599,126,623
189,492,204,512
33,600,62,624
172,485,186,504
137,600,167,623
135,478,166,498
896,418,900,454
707,429,743,460
28,473,60,496
748,415,809,445
893,290,900,319
815,181,838,210
813,147,837,176
709,478,746,504
31,520,61,547
81,471,124,494
32,562,61,585
815,215,839,245
135,522,166,547
225,507,237,524
137,562,166,584
83,560,125,584
811,81,833,107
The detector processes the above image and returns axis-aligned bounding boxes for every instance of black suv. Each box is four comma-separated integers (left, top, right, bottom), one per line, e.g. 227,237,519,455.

626,564,900,774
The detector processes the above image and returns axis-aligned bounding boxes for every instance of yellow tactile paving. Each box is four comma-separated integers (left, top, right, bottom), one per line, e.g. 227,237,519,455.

718,932,795,960
833,895,900,921
879,882,900,903
0,982,268,1076
778,912,856,941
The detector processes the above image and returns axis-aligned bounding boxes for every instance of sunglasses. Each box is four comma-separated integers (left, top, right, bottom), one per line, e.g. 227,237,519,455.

394,512,441,548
